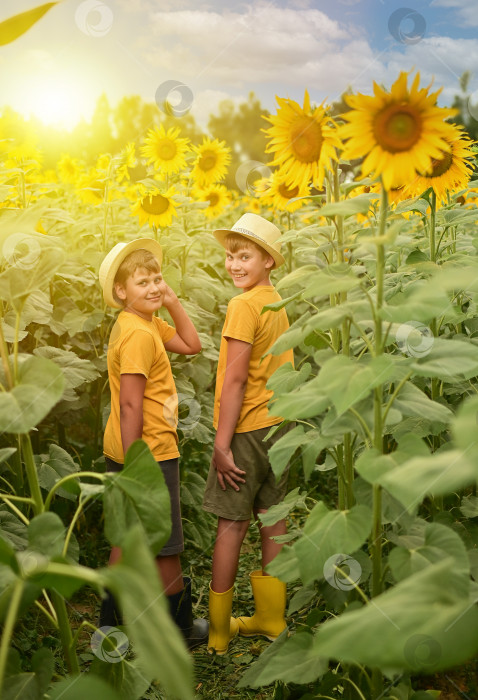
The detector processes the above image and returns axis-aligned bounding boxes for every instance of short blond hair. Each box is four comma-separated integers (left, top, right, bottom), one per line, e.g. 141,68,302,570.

225,233,268,257
113,249,160,304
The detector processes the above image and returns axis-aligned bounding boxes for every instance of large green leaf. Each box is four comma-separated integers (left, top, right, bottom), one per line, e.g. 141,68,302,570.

267,425,305,479
303,264,362,299
452,394,478,462
2,673,42,700
258,488,307,526
104,527,193,700
34,346,100,390
0,356,64,433
0,248,65,310
312,559,478,673
320,194,375,218
48,675,122,700
238,631,327,688
389,522,470,583
410,338,478,379
271,376,329,419
0,2,59,46
268,501,372,585
27,513,65,558
392,382,453,424
267,361,311,396
380,449,478,513
103,440,171,554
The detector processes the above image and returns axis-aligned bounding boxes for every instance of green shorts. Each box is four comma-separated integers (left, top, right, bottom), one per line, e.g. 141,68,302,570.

202,423,292,521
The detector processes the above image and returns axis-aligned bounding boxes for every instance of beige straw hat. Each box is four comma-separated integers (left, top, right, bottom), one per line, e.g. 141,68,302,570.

99,238,163,308
213,213,285,267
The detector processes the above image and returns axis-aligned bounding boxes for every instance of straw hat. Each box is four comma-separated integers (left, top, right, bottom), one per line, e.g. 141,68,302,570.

99,238,163,308
213,213,285,267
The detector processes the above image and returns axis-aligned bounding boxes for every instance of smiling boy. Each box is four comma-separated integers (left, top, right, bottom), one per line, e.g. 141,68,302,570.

202,213,294,655
98,237,208,649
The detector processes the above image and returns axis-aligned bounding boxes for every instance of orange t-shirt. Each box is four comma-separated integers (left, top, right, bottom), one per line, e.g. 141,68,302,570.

103,310,179,463
213,285,294,433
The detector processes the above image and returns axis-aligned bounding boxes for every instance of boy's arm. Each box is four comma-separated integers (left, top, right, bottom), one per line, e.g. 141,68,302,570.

213,338,251,491
160,281,201,355
119,373,147,455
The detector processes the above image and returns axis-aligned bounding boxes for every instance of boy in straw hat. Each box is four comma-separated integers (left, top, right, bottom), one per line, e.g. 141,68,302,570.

202,213,294,654
98,238,208,649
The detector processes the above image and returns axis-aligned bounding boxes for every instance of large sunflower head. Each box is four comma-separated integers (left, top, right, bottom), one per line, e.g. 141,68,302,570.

340,71,458,190
131,186,178,228
191,137,231,186
141,124,190,175
260,168,310,212
263,90,342,191
405,125,475,202
194,183,231,219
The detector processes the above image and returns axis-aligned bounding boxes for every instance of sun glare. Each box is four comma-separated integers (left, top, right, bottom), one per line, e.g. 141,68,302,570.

28,79,88,129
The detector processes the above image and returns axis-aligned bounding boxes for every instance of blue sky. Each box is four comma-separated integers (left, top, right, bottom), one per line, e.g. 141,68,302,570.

1,0,476,129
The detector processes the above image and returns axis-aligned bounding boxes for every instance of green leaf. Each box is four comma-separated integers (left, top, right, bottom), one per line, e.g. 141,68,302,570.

380,450,478,513
312,559,478,673
0,448,17,464
460,495,478,518
267,361,312,395
49,675,122,700
389,522,470,582
452,394,478,462
0,356,64,433
27,513,65,558
268,502,372,585
271,377,329,419
261,290,302,312
303,265,362,299
320,194,374,218
267,425,304,479
0,510,28,551
2,673,41,700
0,248,65,309
104,527,193,700
410,338,478,379
103,440,171,554
31,647,55,696
258,488,307,526
392,382,453,424
34,346,100,390
0,2,59,46
238,631,327,688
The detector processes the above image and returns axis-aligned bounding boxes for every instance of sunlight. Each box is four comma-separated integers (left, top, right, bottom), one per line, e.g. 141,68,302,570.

27,78,87,129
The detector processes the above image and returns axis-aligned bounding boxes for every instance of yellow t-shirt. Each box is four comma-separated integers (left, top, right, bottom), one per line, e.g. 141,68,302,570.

213,285,294,433
104,310,179,463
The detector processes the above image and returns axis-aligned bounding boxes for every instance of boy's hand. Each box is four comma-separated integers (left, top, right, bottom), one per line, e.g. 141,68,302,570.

158,279,179,309
212,444,246,491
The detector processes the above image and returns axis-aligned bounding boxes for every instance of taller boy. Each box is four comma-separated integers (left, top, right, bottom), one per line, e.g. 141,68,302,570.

203,213,294,654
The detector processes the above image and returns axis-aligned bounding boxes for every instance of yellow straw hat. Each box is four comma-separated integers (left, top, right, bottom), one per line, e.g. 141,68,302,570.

213,213,285,267
99,238,163,308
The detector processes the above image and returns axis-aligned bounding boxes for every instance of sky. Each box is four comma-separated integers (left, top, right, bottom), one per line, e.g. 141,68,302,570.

1,0,477,130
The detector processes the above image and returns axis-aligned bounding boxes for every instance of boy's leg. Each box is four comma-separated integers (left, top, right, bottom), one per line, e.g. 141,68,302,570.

254,510,287,571
155,554,184,595
212,516,250,592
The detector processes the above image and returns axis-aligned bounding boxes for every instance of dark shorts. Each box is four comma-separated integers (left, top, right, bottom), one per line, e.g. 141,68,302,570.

105,456,184,556
202,423,293,521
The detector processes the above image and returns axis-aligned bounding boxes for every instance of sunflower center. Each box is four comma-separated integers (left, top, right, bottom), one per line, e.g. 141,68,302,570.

198,150,217,172
289,116,323,163
373,104,422,153
142,194,170,215
207,192,220,206
157,140,177,161
278,183,299,199
420,150,453,178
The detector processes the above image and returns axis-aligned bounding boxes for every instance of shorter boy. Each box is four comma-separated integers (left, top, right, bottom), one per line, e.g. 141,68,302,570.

202,214,294,654
99,237,208,649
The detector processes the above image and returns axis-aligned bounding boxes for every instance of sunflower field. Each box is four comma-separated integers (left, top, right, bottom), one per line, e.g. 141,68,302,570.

2,5,478,700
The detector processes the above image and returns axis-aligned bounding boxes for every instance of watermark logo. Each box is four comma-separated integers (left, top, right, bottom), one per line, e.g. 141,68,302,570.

163,392,201,433
75,0,114,37
91,626,129,663
155,80,194,118
18,551,48,578
2,233,42,270
235,160,272,196
323,553,362,591
396,320,434,358
388,8,426,45
403,634,442,669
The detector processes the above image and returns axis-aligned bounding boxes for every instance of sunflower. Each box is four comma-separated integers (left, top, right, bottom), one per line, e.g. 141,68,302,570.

263,90,341,190
116,142,137,182
57,154,83,184
131,186,178,228
141,124,190,175
405,125,475,202
194,184,231,218
260,168,310,212
340,71,457,190
191,138,231,186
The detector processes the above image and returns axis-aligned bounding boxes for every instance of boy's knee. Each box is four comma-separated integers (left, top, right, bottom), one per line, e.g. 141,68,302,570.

217,517,249,539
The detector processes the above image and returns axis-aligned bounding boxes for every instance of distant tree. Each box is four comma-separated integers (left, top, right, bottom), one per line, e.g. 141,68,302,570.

208,92,269,190
450,71,478,141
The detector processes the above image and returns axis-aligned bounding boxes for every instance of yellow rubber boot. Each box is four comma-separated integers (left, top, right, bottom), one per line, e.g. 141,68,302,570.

237,570,287,641
207,584,239,655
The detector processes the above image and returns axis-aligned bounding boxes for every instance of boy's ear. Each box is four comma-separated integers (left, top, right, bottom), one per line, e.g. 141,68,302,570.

265,254,275,270
114,282,126,301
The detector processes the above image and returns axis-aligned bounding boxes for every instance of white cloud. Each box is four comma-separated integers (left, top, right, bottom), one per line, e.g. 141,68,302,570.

431,0,478,27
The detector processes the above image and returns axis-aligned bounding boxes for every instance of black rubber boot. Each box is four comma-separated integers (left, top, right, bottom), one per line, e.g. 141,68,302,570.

168,577,209,650
98,589,123,628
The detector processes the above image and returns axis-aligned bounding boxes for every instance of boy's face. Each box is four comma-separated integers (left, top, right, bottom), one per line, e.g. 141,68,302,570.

225,245,274,292
114,266,164,320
